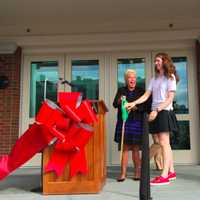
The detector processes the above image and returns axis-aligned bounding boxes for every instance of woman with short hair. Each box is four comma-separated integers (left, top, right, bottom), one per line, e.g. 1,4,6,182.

113,69,150,181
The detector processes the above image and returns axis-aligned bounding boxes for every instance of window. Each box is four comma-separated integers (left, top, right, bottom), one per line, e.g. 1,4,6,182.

171,57,190,150
71,60,99,100
170,121,190,150
30,61,59,117
117,58,145,89
172,57,189,114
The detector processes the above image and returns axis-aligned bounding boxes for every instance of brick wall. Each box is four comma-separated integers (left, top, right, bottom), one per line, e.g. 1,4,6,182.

0,47,21,154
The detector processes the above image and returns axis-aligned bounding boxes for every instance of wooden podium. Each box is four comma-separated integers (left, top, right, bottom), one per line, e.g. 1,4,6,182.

42,100,108,195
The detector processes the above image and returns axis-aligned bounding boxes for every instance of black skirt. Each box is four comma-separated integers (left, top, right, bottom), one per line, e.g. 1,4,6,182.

149,110,179,134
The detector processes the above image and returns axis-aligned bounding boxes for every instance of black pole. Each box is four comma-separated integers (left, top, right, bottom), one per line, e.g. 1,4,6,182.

139,113,152,200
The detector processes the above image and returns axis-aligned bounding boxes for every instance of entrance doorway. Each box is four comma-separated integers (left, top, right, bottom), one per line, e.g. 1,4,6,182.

21,50,199,166
109,50,199,165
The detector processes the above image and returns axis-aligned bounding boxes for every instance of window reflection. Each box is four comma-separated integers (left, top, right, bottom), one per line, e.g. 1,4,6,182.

117,58,145,89
30,61,58,117
170,121,190,150
172,57,189,114
71,60,99,100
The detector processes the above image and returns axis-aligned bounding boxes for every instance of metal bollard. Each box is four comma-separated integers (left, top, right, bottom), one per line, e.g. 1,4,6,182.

139,113,152,200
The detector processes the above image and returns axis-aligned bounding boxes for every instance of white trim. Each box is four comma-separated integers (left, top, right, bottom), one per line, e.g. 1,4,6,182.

0,42,17,54
20,40,195,55
152,50,200,164
0,29,200,47
109,51,152,165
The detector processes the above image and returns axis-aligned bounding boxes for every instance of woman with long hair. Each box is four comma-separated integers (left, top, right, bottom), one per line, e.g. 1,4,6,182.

125,53,179,186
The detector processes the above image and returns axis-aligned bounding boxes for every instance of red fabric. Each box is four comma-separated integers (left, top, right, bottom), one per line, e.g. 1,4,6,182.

59,93,97,124
69,149,87,177
44,123,93,177
59,92,82,108
76,100,97,124
0,123,53,180
62,105,81,122
36,100,66,142
55,118,70,131
44,97,96,178
0,156,9,180
45,149,72,177
0,92,97,181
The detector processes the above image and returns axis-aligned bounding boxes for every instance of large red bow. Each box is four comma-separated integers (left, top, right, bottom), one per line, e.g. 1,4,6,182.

45,123,93,177
44,92,97,178
0,92,97,180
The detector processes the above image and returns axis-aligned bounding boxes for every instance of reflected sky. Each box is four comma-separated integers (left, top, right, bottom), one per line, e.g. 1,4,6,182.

118,63,145,83
173,58,188,111
31,58,189,112
72,65,99,80
117,57,188,112
31,63,58,82
117,58,145,84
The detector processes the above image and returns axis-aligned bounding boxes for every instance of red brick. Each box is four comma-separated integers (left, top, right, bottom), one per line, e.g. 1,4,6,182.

0,47,21,155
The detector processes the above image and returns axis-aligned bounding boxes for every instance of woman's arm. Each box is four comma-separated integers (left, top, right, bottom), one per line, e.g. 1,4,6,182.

125,90,151,111
157,91,175,112
148,91,175,122
113,88,123,108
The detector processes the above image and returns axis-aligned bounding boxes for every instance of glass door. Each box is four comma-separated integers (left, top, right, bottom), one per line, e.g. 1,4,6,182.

21,53,106,166
109,50,199,165
71,59,100,99
109,52,152,165
29,61,61,118
65,54,105,100
152,50,199,164
20,55,64,166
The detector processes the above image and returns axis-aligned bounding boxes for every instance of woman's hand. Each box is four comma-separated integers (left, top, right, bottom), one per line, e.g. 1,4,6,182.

124,101,136,111
148,111,158,122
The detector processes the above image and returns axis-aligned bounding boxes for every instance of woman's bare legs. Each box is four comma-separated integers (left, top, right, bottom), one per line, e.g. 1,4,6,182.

132,144,141,179
118,144,142,180
117,144,129,180
158,132,174,178
150,134,163,170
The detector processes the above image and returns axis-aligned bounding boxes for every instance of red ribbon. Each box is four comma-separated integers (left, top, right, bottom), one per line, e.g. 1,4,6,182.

0,92,97,180
45,122,93,177
0,123,54,180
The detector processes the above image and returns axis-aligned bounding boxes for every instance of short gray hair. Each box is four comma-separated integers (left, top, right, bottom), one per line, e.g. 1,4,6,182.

124,69,136,82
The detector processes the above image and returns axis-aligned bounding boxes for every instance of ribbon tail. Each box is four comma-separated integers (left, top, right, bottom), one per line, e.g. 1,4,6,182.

69,149,88,177
0,123,53,180
0,155,9,180
45,150,71,177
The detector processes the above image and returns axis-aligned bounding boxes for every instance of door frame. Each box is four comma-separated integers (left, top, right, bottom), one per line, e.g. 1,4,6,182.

20,48,200,167
64,53,106,100
20,55,65,167
109,51,152,165
108,49,200,165
152,50,200,164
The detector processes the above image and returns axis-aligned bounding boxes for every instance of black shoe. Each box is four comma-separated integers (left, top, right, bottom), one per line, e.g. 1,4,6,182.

133,176,140,181
117,177,126,182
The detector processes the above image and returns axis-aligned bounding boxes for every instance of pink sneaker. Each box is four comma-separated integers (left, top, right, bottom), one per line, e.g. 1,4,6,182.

168,171,176,181
150,176,170,186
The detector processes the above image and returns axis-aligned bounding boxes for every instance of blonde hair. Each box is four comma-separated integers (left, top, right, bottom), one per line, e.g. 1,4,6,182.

124,69,136,83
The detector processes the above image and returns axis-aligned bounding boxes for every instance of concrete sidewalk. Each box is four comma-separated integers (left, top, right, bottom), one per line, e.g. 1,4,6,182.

0,165,199,200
